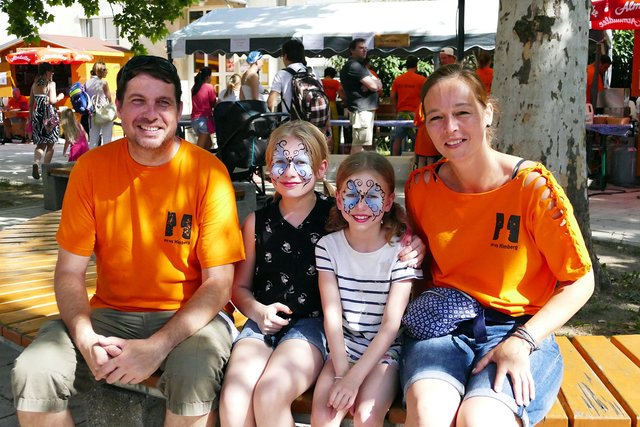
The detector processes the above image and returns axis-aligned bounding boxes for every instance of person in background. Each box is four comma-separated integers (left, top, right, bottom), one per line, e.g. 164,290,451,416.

60,109,89,161
312,151,421,426
29,62,63,180
586,54,611,105
2,87,29,145
340,38,382,154
439,47,457,66
218,74,242,103
413,103,440,168
476,49,494,95
85,62,113,148
191,66,217,151
390,55,426,156
241,51,265,101
401,64,594,427
11,55,245,427
321,67,344,154
267,39,309,113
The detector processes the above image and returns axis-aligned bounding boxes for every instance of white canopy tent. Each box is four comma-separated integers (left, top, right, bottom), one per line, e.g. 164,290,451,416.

168,0,499,59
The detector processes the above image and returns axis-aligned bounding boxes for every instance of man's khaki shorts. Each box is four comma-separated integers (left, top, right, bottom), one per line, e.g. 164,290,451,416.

350,110,375,146
12,308,233,416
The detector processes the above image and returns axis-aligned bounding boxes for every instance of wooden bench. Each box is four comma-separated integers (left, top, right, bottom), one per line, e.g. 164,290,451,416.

3,213,640,426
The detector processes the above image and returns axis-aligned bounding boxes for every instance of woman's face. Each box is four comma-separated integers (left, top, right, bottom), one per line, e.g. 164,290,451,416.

423,77,493,163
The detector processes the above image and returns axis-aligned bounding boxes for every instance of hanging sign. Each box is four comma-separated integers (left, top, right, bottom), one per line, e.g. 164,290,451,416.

375,34,410,48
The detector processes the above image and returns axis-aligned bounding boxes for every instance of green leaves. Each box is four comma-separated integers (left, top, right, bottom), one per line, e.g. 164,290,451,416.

1,0,199,55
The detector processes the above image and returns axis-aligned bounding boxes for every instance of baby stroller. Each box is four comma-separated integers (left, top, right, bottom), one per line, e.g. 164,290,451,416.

214,100,289,198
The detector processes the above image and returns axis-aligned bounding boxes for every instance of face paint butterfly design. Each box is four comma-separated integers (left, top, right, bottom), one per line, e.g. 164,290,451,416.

270,140,314,184
341,178,386,219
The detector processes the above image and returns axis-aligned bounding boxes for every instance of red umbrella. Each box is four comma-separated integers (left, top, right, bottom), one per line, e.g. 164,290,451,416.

5,47,94,65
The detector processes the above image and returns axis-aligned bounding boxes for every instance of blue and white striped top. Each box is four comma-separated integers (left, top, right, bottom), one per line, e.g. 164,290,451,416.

315,230,422,361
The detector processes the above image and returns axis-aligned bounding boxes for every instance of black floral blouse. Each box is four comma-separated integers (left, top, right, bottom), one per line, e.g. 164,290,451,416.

253,192,334,319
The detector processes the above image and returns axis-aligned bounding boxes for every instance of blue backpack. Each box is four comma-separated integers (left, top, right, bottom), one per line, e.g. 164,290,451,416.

69,82,93,114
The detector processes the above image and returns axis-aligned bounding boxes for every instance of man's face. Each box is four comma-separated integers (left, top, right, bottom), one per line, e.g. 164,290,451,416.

351,42,368,61
116,73,182,152
12,88,21,99
439,52,456,65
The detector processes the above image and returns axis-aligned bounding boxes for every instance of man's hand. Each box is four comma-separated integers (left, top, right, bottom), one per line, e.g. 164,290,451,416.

96,337,168,385
76,333,120,381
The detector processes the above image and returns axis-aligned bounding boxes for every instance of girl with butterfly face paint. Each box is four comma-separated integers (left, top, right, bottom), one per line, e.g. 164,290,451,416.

312,151,422,426
220,121,333,427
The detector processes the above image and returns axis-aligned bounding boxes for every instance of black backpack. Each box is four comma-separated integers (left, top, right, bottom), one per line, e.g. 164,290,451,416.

283,67,330,129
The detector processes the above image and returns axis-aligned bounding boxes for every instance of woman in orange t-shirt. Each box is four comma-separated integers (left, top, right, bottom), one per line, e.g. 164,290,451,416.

401,64,594,427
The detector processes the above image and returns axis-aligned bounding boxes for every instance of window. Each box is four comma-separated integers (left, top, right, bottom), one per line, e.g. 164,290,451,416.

80,17,120,45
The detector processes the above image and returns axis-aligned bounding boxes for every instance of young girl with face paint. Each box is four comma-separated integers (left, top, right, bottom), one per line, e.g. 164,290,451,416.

311,151,422,427
219,120,333,427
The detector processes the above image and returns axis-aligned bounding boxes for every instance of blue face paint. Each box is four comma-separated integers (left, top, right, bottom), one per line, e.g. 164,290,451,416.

270,140,314,184
341,178,386,219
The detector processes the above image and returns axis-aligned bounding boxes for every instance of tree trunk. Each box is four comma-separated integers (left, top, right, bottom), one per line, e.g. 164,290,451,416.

492,0,610,289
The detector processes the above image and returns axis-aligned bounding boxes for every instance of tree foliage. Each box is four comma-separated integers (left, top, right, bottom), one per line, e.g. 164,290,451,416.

0,0,197,54
611,30,634,89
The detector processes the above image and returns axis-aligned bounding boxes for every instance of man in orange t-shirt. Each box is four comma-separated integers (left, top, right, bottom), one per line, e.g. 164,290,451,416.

12,56,245,426
2,87,29,144
475,50,494,95
586,54,611,104
390,56,427,155
321,66,344,153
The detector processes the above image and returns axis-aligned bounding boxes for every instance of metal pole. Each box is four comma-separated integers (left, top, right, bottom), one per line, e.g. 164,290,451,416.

457,0,465,61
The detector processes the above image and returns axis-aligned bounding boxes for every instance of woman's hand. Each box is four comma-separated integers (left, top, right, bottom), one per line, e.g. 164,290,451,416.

255,302,291,335
472,335,535,406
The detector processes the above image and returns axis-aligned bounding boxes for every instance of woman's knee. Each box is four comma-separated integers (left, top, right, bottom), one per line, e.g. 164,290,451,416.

405,380,461,426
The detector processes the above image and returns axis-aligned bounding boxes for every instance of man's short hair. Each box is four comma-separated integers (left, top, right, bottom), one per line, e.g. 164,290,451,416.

349,38,367,51
406,55,419,69
282,39,306,64
116,55,182,104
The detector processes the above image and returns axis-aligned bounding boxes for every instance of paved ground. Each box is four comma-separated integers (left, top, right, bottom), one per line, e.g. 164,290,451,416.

0,141,639,426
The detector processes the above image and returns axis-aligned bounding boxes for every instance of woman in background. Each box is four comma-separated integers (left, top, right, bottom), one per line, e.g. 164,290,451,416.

29,62,63,180
190,66,217,150
241,51,265,101
85,61,113,147
218,74,242,103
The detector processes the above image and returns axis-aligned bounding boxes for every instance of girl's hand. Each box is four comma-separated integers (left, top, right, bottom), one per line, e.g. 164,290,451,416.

398,230,425,268
328,375,360,412
472,336,535,406
256,302,291,335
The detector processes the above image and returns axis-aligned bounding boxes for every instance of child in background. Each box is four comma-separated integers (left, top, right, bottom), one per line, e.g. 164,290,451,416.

60,109,89,161
218,73,242,103
312,151,422,426
219,120,333,427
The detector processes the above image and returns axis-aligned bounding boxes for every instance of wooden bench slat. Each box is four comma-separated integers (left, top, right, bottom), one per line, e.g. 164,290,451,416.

556,336,630,426
611,335,640,369
572,336,640,425
538,398,569,427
